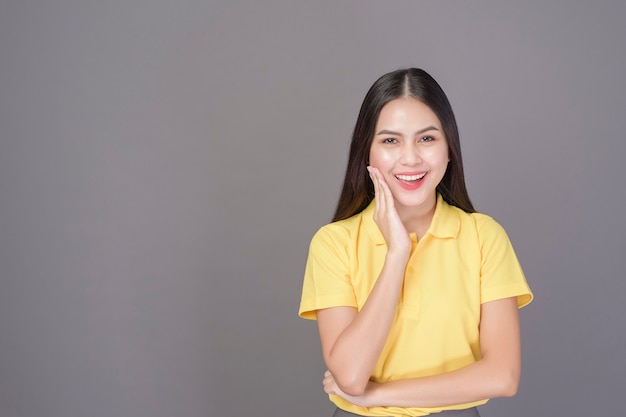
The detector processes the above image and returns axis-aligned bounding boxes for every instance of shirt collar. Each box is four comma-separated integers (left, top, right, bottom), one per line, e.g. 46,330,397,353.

362,194,460,245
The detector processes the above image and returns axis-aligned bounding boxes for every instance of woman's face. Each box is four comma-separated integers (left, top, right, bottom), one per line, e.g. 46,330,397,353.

369,97,449,215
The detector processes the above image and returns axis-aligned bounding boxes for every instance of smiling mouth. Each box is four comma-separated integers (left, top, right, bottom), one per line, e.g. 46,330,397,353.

396,173,426,182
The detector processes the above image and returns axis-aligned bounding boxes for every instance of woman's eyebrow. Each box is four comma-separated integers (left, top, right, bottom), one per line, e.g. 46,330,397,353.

375,126,439,136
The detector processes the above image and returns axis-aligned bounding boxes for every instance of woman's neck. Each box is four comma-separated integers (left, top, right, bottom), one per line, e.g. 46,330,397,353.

395,196,437,240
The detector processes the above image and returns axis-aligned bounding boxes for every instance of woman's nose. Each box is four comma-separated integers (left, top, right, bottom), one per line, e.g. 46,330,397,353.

400,145,422,165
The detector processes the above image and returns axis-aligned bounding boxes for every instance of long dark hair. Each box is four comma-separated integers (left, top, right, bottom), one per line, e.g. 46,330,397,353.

332,68,475,222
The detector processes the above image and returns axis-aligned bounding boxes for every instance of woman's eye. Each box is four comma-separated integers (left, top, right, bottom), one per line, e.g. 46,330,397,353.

420,136,434,142
383,138,397,144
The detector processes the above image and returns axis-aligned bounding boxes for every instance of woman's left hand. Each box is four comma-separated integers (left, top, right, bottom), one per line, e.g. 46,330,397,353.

322,370,378,408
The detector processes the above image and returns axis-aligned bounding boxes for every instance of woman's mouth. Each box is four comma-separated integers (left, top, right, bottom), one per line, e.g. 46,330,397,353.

395,172,426,190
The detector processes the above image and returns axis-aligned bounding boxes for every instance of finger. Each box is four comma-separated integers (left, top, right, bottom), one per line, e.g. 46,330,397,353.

368,166,382,215
368,166,379,198
377,172,392,217
378,174,395,211
373,168,396,216
324,378,337,395
322,376,334,394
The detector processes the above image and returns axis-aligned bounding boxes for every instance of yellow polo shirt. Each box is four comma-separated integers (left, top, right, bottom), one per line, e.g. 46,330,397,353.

299,194,533,416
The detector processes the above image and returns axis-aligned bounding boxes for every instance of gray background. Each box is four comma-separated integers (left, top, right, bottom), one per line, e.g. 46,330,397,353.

1,1,624,416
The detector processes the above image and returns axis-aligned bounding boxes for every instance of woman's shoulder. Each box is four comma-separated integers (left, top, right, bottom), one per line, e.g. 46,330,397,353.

455,210,516,252
468,210,498,226
452,206,509,238
447,202,498,226
309,210,369,251
313,212,363,239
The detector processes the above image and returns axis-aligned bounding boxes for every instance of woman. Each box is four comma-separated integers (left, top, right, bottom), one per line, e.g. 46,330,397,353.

299,68,533,417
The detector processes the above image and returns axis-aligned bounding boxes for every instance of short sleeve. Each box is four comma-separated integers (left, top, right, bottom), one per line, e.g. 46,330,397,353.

298,225,357,320
476,215,533,308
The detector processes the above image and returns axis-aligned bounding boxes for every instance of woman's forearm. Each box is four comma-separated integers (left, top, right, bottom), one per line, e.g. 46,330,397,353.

319,250,408,395
360,297,521,407
367,358,519,408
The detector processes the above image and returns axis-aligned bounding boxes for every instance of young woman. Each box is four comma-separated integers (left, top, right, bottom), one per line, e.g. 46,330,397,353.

299,68,533,417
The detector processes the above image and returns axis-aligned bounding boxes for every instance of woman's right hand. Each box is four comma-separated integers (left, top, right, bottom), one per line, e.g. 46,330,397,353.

315,169,412,394
367,166,412,257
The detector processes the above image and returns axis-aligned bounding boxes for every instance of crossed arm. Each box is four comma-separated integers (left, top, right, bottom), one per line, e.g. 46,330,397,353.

317,296,521,408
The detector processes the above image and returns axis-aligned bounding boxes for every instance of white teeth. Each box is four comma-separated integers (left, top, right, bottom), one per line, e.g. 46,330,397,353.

396,173,426,181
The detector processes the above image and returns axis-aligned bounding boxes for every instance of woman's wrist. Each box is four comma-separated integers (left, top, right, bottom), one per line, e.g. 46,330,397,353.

363,380,384,407
385,249,410,266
